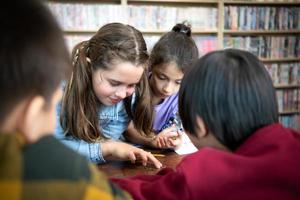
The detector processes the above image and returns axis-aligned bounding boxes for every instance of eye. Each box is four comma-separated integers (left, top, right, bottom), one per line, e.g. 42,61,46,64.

157,74,167,80
109,81,121,87
128,84,136,88
175,80,182,85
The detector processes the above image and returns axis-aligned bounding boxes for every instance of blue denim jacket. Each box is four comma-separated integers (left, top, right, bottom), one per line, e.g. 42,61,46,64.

54,101,130,164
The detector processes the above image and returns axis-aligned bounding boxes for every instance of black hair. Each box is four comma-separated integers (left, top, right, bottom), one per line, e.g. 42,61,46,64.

0,0,71,124
179,49,278,150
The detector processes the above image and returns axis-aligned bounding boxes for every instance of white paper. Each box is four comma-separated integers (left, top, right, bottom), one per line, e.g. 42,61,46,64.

175,133,198,155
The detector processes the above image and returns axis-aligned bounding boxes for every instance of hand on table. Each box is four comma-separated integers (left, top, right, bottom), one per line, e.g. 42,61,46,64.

102,140,162,169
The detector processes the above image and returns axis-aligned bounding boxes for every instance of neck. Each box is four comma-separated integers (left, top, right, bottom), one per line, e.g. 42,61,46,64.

193,132,231,152
152,95,163,105
206,133,230,151
0,103,26,134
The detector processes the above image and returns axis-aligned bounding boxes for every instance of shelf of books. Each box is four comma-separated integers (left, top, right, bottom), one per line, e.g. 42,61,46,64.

48,0,300,129
223,2,300,129
48,0,219,55
223,0,300,5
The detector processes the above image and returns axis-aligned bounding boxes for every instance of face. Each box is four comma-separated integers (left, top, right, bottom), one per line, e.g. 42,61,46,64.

150,62,183,100
92,61,144,106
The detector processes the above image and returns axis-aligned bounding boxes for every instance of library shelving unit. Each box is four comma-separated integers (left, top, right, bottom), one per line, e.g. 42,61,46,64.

222,0,300,128
48,0,221,54
48,0,300,128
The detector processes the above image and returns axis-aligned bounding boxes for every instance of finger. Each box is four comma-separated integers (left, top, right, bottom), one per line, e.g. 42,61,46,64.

157,139,162,148
159,137,167,148
153,138,159,148
127,151,136,164
146,152,162,169
163,136,169,147
168,139,176,147
158,137,164,148
164,131,178,139
136,150,149,166
168,138,180,147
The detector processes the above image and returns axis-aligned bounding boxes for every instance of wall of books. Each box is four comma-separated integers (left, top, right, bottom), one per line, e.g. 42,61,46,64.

48,1,219,56
223,1,300,129
48,0,300,129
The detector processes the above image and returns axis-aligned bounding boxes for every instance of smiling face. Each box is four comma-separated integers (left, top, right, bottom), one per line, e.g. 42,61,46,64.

92,61,144,106
150,62,184,104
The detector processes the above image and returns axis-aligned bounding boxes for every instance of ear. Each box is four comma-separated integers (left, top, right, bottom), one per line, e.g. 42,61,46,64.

18,96,45,143
195,116,208,138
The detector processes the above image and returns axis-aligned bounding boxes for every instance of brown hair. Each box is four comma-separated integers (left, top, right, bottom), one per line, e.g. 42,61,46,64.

61,23,153,142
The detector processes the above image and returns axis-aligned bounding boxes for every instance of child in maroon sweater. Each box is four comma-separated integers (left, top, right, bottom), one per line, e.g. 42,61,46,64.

111,49,300,200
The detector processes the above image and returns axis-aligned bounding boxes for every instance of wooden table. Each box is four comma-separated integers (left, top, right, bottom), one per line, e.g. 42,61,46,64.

98,149,185,178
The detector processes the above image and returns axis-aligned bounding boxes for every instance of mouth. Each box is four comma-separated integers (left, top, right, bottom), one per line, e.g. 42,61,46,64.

160,93,171,98
109,98,121,104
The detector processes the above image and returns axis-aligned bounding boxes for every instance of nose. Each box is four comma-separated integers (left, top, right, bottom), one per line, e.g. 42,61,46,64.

126,87,135,96
115,88,127,99
163,82,173,94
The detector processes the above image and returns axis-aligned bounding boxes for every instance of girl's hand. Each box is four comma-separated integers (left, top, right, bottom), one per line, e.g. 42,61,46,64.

151,125,183,149
102,141,162,169
168,129,184,149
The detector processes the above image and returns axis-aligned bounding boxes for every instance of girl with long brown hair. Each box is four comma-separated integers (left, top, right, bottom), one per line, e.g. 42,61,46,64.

55,23,161,168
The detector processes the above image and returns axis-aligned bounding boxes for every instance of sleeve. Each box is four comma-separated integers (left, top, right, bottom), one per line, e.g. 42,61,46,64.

55,102,106,164
55,119,106,163
110,167,190,200
80,141,106,164
57,137,106,164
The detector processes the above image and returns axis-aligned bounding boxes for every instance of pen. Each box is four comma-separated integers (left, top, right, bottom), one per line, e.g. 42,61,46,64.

152,153,165,157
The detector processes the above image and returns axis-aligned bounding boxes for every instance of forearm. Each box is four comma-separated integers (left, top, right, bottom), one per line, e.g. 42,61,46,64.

124,121,155,147
101,140,115,159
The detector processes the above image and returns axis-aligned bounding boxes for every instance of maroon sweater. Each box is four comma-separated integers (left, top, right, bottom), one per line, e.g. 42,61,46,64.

111,124,300,200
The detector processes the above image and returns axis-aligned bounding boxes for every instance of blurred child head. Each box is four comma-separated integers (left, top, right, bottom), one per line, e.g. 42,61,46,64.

149,23,198,101
0,0,71,142
179,49,278,151
62,23,153,141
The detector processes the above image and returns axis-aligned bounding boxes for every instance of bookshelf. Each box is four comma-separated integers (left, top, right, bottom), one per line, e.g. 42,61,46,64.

48,0,300,129
222,1,300,129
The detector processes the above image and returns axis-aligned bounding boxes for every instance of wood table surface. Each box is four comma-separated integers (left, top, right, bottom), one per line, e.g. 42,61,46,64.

98,149,185,178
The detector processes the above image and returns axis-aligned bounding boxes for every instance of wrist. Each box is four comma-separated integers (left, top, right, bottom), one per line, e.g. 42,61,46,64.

147,135,157,147
101,140,113,157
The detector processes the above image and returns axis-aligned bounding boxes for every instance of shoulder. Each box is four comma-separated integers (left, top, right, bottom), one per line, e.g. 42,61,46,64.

23,135,91,181
88,164,133,199
22,135,132,199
